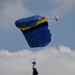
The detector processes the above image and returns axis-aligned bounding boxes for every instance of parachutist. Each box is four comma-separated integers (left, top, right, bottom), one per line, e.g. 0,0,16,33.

32,61,39,75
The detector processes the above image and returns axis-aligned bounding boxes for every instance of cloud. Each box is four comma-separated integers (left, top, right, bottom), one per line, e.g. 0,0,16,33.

0,0,75,28
0,45,75,75
47,0,75,17
0,0,31,28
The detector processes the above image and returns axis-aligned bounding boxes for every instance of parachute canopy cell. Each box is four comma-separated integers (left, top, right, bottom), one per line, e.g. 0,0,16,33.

15,15,51,48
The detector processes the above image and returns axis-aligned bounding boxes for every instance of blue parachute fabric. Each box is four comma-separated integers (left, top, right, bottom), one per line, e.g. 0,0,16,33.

23,26,51,47
15,15,51,48
15,15,43,28
32,61,36,65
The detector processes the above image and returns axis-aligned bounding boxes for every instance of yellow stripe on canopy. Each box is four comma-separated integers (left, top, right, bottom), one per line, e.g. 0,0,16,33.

20,18,47,31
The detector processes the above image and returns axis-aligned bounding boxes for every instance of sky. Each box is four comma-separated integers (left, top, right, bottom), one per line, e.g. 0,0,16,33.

0,0,75,75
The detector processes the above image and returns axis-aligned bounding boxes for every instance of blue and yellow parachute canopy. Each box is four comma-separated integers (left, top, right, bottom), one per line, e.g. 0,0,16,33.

15,15,51,48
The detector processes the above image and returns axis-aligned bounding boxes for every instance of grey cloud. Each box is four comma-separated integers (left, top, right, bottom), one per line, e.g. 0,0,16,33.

0,0,31,28
0,46,75,75
47,0,75,17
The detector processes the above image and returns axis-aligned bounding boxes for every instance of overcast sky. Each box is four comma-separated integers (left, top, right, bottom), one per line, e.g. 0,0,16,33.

0,0,75,75
0,0,75,51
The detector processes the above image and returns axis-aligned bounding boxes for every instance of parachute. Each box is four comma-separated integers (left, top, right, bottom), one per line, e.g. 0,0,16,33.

15,15,51,48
